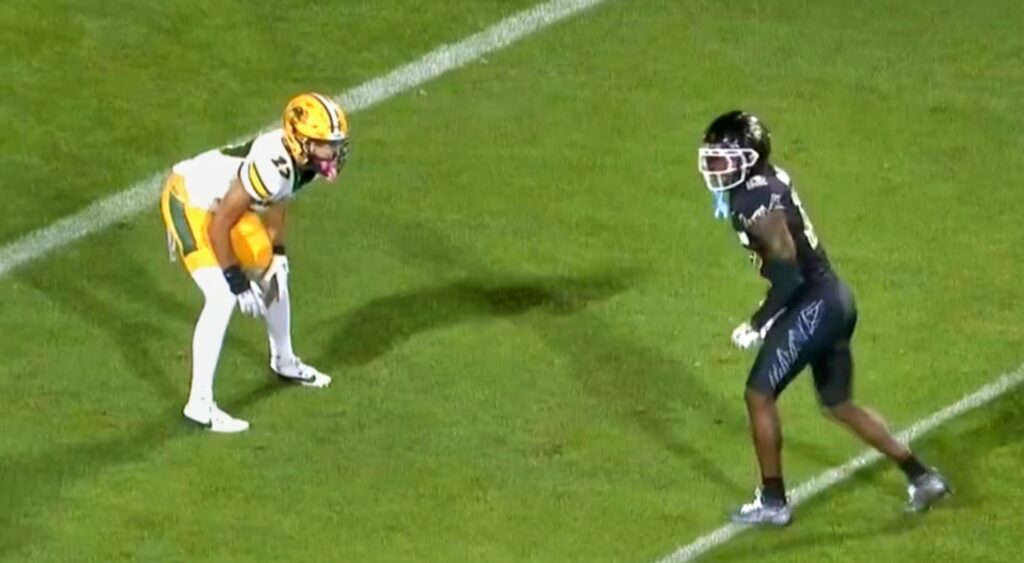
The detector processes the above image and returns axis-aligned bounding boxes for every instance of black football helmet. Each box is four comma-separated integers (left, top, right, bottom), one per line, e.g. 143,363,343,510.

698,110,772,191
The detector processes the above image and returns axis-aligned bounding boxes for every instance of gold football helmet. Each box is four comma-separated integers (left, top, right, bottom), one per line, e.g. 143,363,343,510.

282,93,350,180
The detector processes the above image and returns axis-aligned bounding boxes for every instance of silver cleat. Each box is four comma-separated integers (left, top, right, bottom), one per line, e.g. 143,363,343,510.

730,489,793,527
905,470,952,513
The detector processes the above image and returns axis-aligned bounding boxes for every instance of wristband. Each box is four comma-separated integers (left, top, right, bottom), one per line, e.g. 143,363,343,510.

223,264,248,295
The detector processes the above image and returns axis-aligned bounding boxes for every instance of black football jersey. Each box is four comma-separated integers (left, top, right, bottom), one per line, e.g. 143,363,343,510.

728,165,834,283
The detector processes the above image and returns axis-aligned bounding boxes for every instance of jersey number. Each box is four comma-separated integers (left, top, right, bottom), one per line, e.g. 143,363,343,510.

272,156,291,180
790,189,819,249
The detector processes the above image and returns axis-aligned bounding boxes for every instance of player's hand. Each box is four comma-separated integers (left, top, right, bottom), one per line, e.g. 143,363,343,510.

236,281,267,318
731,322,763,350
263,255,290,304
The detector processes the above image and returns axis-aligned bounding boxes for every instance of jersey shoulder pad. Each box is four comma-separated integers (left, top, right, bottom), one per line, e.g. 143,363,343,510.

732,173,788,227
239,130,295,204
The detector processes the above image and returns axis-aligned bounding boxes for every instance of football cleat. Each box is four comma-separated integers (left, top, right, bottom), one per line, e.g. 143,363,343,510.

183,401,250,434
271,356,332,388
730,488,793,527
905,470,952,513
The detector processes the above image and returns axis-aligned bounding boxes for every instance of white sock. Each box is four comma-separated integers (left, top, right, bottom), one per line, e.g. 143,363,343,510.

266,288,294,362
188,268,236,406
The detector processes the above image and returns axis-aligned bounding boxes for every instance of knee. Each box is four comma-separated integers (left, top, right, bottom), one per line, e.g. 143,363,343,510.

192,269,236,315
824,400,855,422
204,291,236,319
745,387,775,410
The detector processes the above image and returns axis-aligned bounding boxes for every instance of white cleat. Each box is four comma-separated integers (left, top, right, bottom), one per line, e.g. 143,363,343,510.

271,356,332,388
183,401,250,433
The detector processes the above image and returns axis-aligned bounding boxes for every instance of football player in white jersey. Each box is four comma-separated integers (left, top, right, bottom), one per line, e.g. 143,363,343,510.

160,92,349,432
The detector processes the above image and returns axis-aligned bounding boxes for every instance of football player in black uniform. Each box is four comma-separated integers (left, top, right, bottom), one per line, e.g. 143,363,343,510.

697,110,950,525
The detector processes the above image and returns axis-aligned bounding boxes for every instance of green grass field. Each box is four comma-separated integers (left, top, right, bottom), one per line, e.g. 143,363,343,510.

2,1,1023,561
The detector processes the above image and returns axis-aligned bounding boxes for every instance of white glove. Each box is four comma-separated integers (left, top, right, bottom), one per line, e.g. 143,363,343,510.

262,255,289,304
236,280,267,318
731,322,764,350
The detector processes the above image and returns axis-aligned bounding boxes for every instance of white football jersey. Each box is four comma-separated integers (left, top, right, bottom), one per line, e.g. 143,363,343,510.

172,128,314,211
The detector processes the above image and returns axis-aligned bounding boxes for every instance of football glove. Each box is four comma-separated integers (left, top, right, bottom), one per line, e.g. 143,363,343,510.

224,265,267,318
731,315,780,350
262,254,290,305
236,281,267,318
731,322,763,350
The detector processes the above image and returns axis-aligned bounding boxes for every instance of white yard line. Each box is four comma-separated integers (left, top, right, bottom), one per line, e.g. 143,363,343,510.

656,364,1024,562
8,4,1016,561
0,0,607,278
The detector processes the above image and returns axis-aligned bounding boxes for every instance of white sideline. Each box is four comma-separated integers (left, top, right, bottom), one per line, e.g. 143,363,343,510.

656,363,1024,562
0,0,607,279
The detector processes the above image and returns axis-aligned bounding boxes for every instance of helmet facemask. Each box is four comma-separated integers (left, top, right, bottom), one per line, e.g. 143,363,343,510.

697,146,759,192
303,137,349,182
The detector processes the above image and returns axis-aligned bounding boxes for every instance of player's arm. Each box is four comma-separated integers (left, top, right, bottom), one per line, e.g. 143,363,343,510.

238,147,288,255
209,179,252,269
209,179,257,296
260,201,290,304
263,201,287,252
747,209,804,331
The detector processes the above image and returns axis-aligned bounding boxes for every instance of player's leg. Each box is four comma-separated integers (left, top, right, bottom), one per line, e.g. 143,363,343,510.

161,178,248,433
814,349,917,461
265,290,331,387
266,288,293,362
818,359,951,511
734,372,798,525
235,215,331,388
813,284,950,511
742,386,787,509
183,268,249,433
731,297,831,525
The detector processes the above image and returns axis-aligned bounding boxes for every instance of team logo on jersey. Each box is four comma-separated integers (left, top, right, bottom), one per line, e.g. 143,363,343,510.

746,175,768,189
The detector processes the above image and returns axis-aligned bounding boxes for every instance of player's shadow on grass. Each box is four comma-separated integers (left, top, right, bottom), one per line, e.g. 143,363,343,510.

0,381,278,559
905,385,1023,509
3,241,291,556
707,508,927,562
524,305,751,495
706,388,1024,561
321,271,636,368
19,243,271,404
362,211,750,495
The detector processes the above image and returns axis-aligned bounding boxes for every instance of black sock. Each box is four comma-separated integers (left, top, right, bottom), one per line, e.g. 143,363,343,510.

762,477,787,505
899,455,928,481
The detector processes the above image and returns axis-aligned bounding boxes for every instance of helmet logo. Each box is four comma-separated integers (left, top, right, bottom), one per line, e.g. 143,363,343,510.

748,118,764,141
